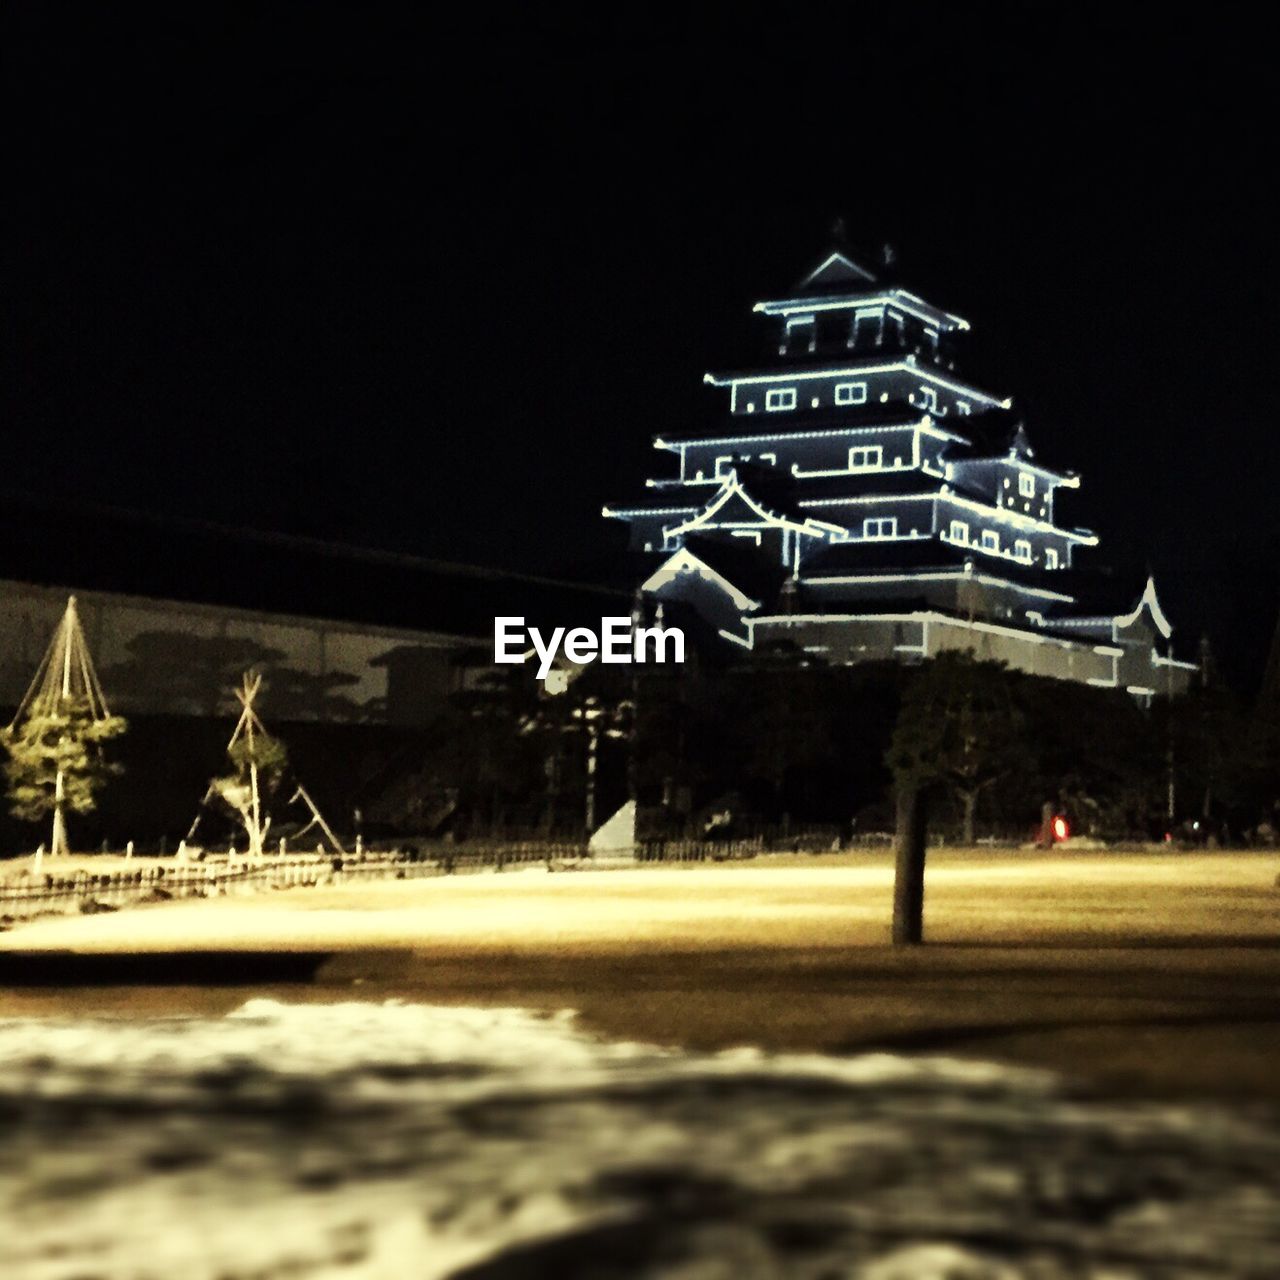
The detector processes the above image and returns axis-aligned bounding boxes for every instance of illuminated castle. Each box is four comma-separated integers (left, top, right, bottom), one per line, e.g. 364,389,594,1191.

605,240,1195,697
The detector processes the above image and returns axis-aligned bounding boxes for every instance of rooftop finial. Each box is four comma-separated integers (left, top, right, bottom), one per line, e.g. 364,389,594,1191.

830,216,847,243
882,243,896,267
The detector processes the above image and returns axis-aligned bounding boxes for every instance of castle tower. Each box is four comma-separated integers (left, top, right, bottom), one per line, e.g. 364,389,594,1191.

604,238,1195,696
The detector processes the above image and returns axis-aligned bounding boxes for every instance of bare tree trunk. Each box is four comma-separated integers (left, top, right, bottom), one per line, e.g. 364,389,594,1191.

248,760,263,857
1038,799,1055,848
51,769,68,857
52,629,73,858
961,788,978,847
892,783,928,945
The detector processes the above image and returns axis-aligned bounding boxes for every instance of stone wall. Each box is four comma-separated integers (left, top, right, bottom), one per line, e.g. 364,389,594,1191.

0,578,478,727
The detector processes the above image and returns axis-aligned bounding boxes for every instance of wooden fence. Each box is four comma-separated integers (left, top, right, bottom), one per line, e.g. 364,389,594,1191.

637,826,857,862
0,830,866,924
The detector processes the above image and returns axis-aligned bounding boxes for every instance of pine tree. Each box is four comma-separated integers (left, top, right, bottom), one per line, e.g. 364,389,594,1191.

184,671,343,859
2,702,126,824
210,673,289,856
2,597,126,859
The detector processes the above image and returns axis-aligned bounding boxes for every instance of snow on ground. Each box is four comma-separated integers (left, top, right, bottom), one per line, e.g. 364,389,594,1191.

3,998,1280,1279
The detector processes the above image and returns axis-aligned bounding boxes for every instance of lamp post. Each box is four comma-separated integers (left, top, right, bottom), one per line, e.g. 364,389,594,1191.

578,697,603,837
570,694,629,841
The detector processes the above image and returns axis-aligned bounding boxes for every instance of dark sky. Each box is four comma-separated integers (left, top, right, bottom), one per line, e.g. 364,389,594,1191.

3,7,1277,688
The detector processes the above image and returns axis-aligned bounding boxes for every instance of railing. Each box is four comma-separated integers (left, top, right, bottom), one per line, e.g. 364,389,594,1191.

637,837,762,862
637,827,854,861
0,842,590,925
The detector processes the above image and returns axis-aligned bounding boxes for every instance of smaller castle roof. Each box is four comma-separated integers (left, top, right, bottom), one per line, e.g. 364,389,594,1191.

797,248,879,292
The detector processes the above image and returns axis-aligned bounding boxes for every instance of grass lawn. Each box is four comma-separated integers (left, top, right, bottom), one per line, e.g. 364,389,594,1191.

2,848,1278,1100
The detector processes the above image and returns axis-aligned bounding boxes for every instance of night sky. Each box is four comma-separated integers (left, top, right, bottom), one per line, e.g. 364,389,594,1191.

4,8,1277,689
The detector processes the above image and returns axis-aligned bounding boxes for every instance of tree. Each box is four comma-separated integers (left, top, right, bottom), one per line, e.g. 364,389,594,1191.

740,666,837,823
1027,679,1163,839
884,654,1029,945
186,671,343,857
3,701,126,838
887,653,1028,845
213,725,289,855
2,596,126,859
209,673,290,856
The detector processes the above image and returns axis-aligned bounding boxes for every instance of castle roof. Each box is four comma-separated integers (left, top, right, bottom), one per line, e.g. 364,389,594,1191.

1035,574,1176,640
657,409,962,449
796,248,879,292
702,357,1007,407
677,535,791,605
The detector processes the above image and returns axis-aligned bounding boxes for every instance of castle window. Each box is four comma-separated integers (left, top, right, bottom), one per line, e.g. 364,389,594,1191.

1018,472,1035,498
957,401,971,415
949,520,969,545
835,381,868,406
1014,539,1032,563
785,316,815,355
714,455,734,477
848,445,882,471
765,388,797,412
980,530,999,553
863,517,897,540
758,452,777,466
1045,548,1059,570
918,386,939,413
854,309,882,348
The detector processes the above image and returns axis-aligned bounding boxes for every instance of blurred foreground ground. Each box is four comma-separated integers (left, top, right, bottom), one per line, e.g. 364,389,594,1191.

3,849,1278,1101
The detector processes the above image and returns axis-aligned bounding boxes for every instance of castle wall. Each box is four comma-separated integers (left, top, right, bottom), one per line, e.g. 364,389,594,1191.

749,612,1191,693
0,578,473,726
728,367,989,420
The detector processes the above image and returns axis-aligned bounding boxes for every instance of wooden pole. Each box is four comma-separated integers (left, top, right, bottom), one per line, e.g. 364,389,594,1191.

585,706,599,837
50,600,75,858
292,784,345,854
245,677,262,857
51,772,67,857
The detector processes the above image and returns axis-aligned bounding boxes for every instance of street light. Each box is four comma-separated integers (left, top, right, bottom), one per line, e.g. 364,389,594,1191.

570,695,629,838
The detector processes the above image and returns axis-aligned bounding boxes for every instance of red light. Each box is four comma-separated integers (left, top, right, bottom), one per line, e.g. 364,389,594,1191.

1052,816,1069,842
